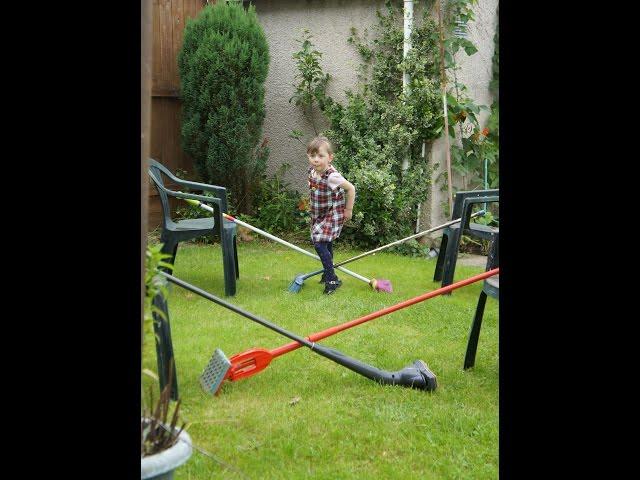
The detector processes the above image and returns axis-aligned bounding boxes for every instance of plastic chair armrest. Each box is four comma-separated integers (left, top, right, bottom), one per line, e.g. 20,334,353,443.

151,165,227,198
149,170,224,222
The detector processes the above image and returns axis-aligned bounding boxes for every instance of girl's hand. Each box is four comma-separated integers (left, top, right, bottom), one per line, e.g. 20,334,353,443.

344,208,353,221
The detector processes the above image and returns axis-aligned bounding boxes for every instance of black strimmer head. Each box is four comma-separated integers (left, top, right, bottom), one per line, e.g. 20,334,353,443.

311,344,438,392
386,360,438,391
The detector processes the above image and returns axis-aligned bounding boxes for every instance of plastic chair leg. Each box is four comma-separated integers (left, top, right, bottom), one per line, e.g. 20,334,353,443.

433,231,450,282
485,234,499,270
233,234,239,279
159,235,179,274
221,230,237,296
464,291,487,370
440,229,461,291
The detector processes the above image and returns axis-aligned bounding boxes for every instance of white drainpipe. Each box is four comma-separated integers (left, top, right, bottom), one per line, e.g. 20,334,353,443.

403,1,426,233
402,0,413,93
401,0,413,173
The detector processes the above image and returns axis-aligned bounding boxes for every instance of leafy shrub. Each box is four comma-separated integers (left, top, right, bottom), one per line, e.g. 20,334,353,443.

249,164,309,235
388,238,431,257
178,1,270,213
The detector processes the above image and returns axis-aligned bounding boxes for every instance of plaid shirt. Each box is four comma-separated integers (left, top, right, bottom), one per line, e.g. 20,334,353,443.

308,166,346,242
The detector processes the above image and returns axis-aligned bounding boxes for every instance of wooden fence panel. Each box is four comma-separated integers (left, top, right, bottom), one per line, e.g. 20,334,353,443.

148,0,209,230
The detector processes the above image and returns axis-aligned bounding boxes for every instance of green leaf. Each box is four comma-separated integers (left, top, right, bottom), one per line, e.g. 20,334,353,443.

444,51,454,67
463,44,477,56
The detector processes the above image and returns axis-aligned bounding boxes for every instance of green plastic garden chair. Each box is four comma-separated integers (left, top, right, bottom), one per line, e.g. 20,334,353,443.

148,158,239,296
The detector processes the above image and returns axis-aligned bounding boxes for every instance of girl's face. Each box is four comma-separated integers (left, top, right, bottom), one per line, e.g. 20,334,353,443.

307,145,333,173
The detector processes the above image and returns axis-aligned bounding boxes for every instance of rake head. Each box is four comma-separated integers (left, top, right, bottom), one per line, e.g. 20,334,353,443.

287,274,305,293
370,278,393,293
199,348,232,395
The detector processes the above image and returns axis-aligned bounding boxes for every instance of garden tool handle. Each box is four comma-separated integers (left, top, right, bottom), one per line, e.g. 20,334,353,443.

330,210,486,269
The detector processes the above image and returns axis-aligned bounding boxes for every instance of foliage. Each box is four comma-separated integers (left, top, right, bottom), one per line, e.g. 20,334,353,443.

249,163,309,234
144,244,172,332
142,366,186,457
473,209,498,227
388,238,431,257
485,6,499,188
449,120,497,184
485,102,499,189
442,0,479,69
143,245,187,458
428,0,498,215
178,1,270,213
289,29,330,136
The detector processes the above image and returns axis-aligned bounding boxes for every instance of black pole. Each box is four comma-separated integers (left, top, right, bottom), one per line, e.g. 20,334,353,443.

159,271,314,348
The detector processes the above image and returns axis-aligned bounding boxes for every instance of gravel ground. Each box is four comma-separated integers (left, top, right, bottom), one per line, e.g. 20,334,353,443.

456,253,488,267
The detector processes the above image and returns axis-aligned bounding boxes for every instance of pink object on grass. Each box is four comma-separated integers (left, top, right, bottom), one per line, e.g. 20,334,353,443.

371,279,393,293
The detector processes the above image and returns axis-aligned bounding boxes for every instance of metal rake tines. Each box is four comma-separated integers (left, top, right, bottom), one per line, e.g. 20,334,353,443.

199,348,232,395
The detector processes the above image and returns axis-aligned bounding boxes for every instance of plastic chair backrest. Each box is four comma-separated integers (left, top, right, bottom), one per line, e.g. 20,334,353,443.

148,158,230,224
148,159,175,227
452,189,499,219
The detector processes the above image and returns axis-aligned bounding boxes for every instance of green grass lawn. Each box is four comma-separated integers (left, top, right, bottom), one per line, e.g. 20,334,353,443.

143,240,498,479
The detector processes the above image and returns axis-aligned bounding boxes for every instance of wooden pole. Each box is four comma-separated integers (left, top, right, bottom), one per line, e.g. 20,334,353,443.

436,0,454,215
141,0,152,440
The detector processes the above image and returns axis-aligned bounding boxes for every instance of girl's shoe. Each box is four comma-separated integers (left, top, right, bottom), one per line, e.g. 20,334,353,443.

323,279,342,295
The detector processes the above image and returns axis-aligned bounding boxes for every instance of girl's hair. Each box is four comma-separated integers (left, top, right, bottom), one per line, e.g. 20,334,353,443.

307,136,333,155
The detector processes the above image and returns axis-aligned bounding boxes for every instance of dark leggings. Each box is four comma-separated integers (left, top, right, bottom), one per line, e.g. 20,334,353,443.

313,241,336,281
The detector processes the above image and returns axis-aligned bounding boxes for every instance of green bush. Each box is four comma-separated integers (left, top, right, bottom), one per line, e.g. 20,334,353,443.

178,1,270,214
249,164,309,235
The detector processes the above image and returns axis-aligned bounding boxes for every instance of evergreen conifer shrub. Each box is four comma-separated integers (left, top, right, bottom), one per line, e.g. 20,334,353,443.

178,1,269,212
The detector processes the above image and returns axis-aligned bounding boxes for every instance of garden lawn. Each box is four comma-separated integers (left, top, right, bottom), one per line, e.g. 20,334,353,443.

143,240,499,479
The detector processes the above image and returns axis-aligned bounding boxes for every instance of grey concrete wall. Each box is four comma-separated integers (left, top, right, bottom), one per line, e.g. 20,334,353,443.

253,0,498,238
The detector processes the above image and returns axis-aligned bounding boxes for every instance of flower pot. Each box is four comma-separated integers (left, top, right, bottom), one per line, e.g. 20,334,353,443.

141,422,192,480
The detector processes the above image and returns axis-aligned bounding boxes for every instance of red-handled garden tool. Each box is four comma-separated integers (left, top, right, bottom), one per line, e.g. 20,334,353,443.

226,267,499,382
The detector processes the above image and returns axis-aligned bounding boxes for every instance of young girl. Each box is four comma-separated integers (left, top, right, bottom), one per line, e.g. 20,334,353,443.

307,136,356,294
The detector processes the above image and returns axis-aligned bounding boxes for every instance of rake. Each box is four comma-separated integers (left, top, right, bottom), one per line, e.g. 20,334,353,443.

183,198,390,292
228,268,499,382
158,271,438,395
288,210,486,293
